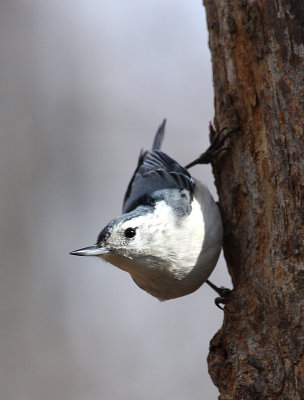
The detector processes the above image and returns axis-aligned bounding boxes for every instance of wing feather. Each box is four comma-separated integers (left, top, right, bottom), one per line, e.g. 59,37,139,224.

122,121,195,215
122,150,194,214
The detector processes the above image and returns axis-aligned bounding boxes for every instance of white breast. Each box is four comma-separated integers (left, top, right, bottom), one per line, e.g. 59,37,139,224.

130,178,223,300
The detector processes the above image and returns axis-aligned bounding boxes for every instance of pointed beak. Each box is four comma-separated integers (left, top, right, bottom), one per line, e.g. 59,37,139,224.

69,245,110,256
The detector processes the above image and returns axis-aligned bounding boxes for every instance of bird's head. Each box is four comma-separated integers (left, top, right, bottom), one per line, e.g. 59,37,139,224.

70,203,177,273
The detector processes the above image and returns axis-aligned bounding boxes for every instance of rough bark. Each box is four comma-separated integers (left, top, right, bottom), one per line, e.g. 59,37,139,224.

202,0,304,398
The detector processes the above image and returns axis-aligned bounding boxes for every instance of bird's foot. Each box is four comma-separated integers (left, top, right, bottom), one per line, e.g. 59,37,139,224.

214,287,232,310
205,279,232,310
185,127,239,169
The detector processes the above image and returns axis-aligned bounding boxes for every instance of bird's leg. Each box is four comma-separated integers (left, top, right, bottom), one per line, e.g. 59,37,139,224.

185,127,239,169
206,279,232,310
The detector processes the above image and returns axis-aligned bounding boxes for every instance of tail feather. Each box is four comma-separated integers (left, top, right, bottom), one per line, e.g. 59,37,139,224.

152,119,166,150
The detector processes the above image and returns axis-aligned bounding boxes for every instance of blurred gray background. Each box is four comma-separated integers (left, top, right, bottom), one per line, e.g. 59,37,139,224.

0,1,231,399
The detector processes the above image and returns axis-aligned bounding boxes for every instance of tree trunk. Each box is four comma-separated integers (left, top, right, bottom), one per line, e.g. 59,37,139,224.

202,0,304,398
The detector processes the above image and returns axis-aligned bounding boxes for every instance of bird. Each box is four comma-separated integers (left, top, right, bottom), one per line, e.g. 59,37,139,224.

70,120,234,307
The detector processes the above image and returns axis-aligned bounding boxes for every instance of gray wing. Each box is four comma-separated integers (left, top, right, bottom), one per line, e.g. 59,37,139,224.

122,121,195,215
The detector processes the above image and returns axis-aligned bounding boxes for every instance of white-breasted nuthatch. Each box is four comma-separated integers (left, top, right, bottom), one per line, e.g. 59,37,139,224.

70,121,234,307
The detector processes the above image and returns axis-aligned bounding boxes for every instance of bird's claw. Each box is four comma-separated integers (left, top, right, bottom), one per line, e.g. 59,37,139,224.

214,287,232,310
185,127,239,169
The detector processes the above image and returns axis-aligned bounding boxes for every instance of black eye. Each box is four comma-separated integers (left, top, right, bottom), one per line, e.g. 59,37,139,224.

124,227,136,238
